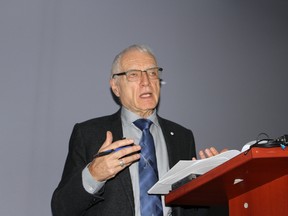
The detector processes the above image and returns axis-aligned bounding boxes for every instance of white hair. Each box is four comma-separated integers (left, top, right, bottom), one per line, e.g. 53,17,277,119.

111,44,157,76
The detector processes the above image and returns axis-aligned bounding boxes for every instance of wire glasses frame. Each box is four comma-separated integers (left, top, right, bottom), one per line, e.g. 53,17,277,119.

112,67,163,82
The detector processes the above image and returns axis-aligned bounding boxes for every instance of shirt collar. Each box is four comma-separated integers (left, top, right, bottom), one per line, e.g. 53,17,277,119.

121,107,159,127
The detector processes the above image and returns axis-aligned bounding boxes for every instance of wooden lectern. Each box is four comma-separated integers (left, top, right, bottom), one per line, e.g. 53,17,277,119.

165,147,288,215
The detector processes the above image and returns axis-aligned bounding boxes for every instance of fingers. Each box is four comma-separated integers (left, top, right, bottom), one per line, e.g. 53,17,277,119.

198,147,223,159
210,147,219,155
113,143,141,159
220,148,229,153
89,132,141,181
99,134,135,154
98,131,113,151
116,150,141,168
198,150,206,159
90,148,140,181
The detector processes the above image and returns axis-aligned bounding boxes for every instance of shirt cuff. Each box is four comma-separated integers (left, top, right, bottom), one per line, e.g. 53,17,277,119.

82,165,106,194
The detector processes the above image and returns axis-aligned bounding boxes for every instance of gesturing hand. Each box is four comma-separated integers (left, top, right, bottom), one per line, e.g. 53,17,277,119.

88,131,141,181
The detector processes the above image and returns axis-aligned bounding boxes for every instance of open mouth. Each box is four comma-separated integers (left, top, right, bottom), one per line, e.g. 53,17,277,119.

140,93,152,98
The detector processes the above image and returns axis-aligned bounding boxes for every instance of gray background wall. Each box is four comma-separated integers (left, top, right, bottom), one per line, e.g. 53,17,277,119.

1,0,287,215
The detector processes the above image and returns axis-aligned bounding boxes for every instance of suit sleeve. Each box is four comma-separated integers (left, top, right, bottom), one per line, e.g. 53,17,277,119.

51,124,103,216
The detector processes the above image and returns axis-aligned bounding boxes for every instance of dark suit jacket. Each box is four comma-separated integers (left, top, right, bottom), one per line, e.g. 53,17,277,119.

51,110,209,216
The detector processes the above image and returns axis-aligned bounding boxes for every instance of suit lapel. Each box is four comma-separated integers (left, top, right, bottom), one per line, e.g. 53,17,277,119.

158,117,178,168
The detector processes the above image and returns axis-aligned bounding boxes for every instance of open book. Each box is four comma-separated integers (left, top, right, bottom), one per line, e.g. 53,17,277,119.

148,150,241,194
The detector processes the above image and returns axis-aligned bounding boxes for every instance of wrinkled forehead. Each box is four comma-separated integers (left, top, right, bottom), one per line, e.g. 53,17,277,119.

120,50,157,71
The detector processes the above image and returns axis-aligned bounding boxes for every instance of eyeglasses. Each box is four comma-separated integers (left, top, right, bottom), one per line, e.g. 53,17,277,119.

112,67,163,82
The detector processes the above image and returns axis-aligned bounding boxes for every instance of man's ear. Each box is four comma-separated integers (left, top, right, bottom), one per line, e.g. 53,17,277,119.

110,78,120,97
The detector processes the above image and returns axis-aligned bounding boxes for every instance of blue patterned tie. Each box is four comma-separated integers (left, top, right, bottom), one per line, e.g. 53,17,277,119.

133,119,163,216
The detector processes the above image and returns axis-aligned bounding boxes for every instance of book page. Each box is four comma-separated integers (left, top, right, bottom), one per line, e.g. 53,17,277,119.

149,149,241,194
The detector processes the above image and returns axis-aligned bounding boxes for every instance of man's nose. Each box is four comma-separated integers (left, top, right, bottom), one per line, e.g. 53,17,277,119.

140,71,151,85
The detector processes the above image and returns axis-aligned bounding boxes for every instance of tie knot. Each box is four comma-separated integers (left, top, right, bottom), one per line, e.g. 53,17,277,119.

133,118,153,131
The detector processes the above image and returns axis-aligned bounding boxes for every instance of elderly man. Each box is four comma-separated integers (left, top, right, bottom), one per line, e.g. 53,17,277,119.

51,44,220,216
